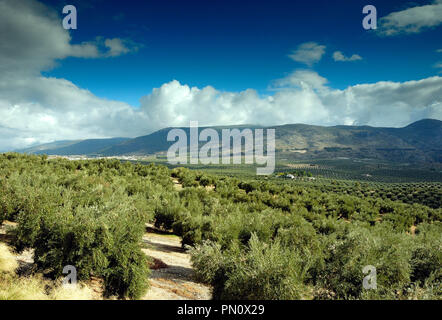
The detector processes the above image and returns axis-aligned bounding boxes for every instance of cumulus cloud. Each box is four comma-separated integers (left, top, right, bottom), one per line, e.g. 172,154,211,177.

104,38,131,57
0,0,440,151
0,0,137,77
134,76,442,131
4,74,440,151
270,70,328,91
1,74,441,151
378,0,442,36
0,76,150,150
288,42,326,66
333,51,362,62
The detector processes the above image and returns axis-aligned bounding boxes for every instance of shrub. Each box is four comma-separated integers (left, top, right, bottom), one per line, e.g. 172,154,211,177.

316,223,413,299
410,223,442,284
191,234,312,300
18,202,150,299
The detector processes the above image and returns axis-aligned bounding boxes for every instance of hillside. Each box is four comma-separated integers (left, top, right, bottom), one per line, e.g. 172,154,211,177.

17,138,130,156
15,119,442,163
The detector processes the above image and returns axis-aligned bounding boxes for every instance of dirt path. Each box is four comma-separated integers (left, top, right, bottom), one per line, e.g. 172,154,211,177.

1,221,211,300
141,224,211,300
172,178,183,190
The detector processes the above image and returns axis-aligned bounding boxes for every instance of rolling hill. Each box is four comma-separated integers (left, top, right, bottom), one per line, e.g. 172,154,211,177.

14,119,442,163
17,138,130,156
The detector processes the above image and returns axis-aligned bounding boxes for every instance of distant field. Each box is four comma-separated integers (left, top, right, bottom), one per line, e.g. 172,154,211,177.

138,156,442,183
134,157,442,209
277,158,442,183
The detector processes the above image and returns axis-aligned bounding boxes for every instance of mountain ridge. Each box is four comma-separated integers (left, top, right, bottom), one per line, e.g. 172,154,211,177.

14,119,442,163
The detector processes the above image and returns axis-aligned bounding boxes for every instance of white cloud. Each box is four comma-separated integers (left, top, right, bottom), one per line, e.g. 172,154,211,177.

134,76,442,131
0,0,137,77
104,38,140,57
437,49,442,53
270,70,328,91
333,51,362,62
1,74,441,151
0,76,150,149
288,42,326,66
378,0,442,36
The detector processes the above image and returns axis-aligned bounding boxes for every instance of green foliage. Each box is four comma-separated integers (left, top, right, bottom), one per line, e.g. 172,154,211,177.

163,162,441,300
410,223,442,284
191,235,311,300
317,223,413,299
0,154,177,299
0,153,440,300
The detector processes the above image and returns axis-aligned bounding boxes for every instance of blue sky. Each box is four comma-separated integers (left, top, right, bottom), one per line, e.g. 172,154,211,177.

42,0,442,106
0,0,441,149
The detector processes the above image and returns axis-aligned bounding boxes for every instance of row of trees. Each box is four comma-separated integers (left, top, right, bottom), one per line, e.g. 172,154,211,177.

164,167,441,299
0,154,440,299
283,179,442,209
0,154,173,299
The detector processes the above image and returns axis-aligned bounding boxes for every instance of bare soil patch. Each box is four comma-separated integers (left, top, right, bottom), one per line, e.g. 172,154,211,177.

141,224,211,300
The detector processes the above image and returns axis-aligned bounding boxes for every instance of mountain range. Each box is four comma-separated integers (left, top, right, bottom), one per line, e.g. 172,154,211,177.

15,119,442,163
